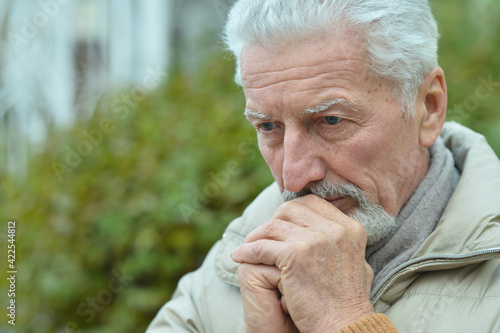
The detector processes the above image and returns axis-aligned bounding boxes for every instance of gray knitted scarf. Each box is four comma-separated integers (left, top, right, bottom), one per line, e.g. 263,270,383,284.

366,137,460,287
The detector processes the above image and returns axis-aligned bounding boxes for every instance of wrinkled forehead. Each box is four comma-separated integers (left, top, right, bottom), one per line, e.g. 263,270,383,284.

240,32,369,88
238,37,379,117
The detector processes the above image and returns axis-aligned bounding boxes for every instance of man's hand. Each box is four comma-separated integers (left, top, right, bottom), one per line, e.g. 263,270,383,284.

231,194,375,333
237,263,299,333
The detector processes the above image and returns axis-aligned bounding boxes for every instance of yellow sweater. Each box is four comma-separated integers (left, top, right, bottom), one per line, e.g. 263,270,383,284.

339,314,398,333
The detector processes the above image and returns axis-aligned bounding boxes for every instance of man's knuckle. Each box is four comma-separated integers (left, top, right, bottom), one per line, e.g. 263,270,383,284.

352,222,368,241
251,239,267,258
291,240,311,253
332,223,348,239
263,219,282,236
351,220,365,234
309,230,328,246
280,200,302,213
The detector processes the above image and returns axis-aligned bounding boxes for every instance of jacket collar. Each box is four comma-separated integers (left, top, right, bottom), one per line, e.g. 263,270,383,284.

414,121,500,258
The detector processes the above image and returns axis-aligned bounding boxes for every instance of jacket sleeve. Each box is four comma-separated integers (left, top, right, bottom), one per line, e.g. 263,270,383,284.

338,314,398,333
145,241,223,333
146,270,204,333
146,241,244,333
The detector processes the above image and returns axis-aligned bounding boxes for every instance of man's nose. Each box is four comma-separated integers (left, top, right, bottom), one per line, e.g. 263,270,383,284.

282,129,325,193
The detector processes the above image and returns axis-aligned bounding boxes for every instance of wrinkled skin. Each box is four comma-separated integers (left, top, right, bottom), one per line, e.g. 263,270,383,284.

232,29,447,333
233,195,375,332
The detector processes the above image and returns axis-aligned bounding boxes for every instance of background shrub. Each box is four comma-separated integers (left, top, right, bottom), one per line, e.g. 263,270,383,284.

0,59,274,332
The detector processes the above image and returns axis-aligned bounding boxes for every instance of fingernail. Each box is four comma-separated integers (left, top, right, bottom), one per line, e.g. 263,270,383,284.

230,248,240,262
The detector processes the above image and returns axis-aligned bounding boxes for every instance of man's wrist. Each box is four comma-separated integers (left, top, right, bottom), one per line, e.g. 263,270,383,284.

316,302,376,333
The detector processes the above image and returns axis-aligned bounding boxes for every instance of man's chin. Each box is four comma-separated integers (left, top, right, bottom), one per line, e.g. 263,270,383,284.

350,206,396,247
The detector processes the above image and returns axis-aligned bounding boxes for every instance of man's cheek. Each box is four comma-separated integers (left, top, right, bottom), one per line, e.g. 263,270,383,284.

261,150,283,182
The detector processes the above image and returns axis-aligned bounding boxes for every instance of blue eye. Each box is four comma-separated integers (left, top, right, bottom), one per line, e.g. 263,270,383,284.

260,122,276,131
324,116,341,125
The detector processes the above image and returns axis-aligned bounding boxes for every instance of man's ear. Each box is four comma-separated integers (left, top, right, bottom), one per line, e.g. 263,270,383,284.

417,67,447,148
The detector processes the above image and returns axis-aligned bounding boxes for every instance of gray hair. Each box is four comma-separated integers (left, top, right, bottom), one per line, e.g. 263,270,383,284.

223,0,440,118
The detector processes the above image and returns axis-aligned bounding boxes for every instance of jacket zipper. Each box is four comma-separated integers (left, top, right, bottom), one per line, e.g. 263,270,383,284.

370,247,500,304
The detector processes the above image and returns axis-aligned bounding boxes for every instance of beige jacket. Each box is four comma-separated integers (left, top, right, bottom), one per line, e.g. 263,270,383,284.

147,122,500,332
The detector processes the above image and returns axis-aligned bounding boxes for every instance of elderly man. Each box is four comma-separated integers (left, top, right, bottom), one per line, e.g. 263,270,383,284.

148,0,500,332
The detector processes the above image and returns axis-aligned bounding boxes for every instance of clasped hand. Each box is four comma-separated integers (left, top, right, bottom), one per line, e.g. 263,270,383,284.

231,194,375,333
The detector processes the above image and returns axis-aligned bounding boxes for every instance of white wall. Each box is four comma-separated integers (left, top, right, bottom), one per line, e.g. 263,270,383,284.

0,0,234,176
0,0,176,175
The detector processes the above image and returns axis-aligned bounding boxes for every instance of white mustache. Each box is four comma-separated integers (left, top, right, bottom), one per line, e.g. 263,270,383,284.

282,182,371,208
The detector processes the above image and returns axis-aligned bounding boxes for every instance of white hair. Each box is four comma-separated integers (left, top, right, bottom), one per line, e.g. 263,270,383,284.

223,0,440,118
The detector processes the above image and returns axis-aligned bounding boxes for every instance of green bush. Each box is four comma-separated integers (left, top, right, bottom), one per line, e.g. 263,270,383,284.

0,58,273,332
436,0,500,150
0,1,499,332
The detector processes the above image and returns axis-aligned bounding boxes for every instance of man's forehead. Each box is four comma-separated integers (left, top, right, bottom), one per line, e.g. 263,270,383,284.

240,39,369,93
242,32,364,66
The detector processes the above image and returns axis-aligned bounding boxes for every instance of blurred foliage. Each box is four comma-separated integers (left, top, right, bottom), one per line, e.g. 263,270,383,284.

0,57,273,332
435,0,500,150
0,0,499,332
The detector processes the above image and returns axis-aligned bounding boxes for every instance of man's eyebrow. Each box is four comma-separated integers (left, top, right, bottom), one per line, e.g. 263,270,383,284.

301,98,359,115
244,109,273,120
